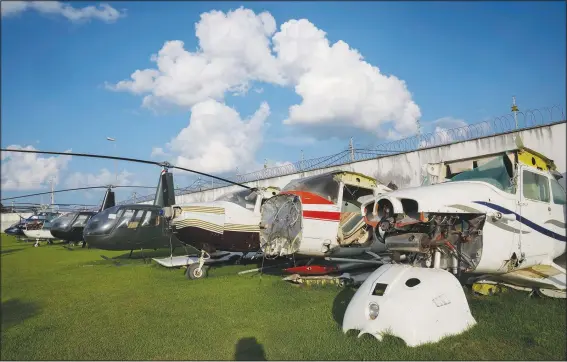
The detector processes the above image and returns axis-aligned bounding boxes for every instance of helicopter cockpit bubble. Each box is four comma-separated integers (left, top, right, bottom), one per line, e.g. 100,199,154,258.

51,213,78,231
83,205,124,236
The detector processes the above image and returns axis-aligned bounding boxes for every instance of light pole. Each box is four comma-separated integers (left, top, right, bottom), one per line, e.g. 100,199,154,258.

106,137,117,183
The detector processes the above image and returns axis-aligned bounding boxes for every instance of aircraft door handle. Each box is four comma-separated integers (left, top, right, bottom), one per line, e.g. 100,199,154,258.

548,207,551,211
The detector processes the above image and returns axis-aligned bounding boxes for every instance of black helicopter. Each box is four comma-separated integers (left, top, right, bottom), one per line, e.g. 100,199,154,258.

49,188,116,246
83,169,186,253
3,184,160,249
0,148,255,259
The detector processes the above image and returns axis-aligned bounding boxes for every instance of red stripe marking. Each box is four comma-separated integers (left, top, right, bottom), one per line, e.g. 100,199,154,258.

284,265,339,275
281,190,334,205
303,210,341,221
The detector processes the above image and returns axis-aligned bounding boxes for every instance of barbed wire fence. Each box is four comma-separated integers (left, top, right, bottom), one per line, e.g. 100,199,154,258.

117,105,565,206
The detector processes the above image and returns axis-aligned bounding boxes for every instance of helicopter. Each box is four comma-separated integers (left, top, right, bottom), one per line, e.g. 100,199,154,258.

3,184,162,249
49,187,116,247
0,148,257,261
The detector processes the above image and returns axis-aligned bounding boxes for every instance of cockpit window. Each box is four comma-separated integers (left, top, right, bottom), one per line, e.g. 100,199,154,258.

215,189,259,209
83,206,123,235
282,173,341,203
51,213,77,229
447,156,515,193
523,170,550,203
72,214,90,227
550,177,566,205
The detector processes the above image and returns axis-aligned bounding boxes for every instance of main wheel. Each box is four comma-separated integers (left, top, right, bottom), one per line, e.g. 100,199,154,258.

186,264,209,280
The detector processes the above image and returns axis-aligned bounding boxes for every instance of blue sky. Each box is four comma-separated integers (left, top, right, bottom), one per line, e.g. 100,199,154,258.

1,1,565,207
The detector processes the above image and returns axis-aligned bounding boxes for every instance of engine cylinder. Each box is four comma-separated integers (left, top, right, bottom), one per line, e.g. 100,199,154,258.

384,233,431,253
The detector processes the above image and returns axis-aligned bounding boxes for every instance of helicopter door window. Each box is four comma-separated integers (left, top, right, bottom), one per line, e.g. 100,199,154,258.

140,210,158,228
522,170,550,203
116,209,135,229
127,210,145,229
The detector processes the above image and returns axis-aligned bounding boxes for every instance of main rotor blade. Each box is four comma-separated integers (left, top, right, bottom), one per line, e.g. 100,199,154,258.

1,148,251,190
1,185,152,201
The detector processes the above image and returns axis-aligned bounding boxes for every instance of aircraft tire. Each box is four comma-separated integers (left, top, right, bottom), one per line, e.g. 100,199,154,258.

186,264,209,280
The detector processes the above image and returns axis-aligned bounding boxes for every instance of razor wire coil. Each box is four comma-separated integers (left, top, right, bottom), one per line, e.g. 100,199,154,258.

116,105,565,206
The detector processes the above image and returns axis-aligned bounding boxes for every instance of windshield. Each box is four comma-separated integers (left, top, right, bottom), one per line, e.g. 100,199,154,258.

84,205,123,236
51,213,78,230
282,173,341,203
215,189,259,209
447,156,515,193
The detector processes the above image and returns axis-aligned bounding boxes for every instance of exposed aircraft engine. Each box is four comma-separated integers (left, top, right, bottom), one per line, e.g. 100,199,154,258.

342,264,477,347
259,194,303,257
374,202,486,274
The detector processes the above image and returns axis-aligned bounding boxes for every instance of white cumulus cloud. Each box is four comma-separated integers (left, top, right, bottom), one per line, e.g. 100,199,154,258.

1,1,125,23
1,145,72,191
272,19,421,138
162,99,270,175
108,7,423,175
107,7,421,139
107,8,284,109
65,168,134,189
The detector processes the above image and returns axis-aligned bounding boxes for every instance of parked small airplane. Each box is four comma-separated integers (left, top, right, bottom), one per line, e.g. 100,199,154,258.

167,186,281,279
359,137,566,298
258,170,394,275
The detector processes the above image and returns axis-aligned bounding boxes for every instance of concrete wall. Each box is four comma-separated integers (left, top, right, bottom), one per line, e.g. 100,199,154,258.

1,213,33,233
141,121,566,205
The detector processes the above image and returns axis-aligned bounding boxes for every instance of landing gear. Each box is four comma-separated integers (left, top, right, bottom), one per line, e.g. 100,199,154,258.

185,250,210,280
34,239,39,247
186,263,209,280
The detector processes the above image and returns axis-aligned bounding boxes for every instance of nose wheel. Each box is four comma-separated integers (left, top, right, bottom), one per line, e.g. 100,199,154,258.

185,250,210,280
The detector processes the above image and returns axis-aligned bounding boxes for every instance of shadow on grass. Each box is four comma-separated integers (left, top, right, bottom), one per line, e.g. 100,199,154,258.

0,248,24,256
332,287,356,326
1,299,40,329
234,337,266,361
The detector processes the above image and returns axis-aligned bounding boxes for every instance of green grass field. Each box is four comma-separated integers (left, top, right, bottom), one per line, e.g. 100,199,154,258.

1,234,566,361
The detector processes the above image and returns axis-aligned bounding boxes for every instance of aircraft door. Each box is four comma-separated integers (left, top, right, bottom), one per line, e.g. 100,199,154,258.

519,166,554,260
135,210,165,249
70,214,91,240
548,176,567,258
112,209,138,249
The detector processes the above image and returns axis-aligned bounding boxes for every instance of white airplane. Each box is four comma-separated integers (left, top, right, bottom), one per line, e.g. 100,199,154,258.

259,170,394,281
359,138,566,298
342,138,566,347
164,186,281,279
